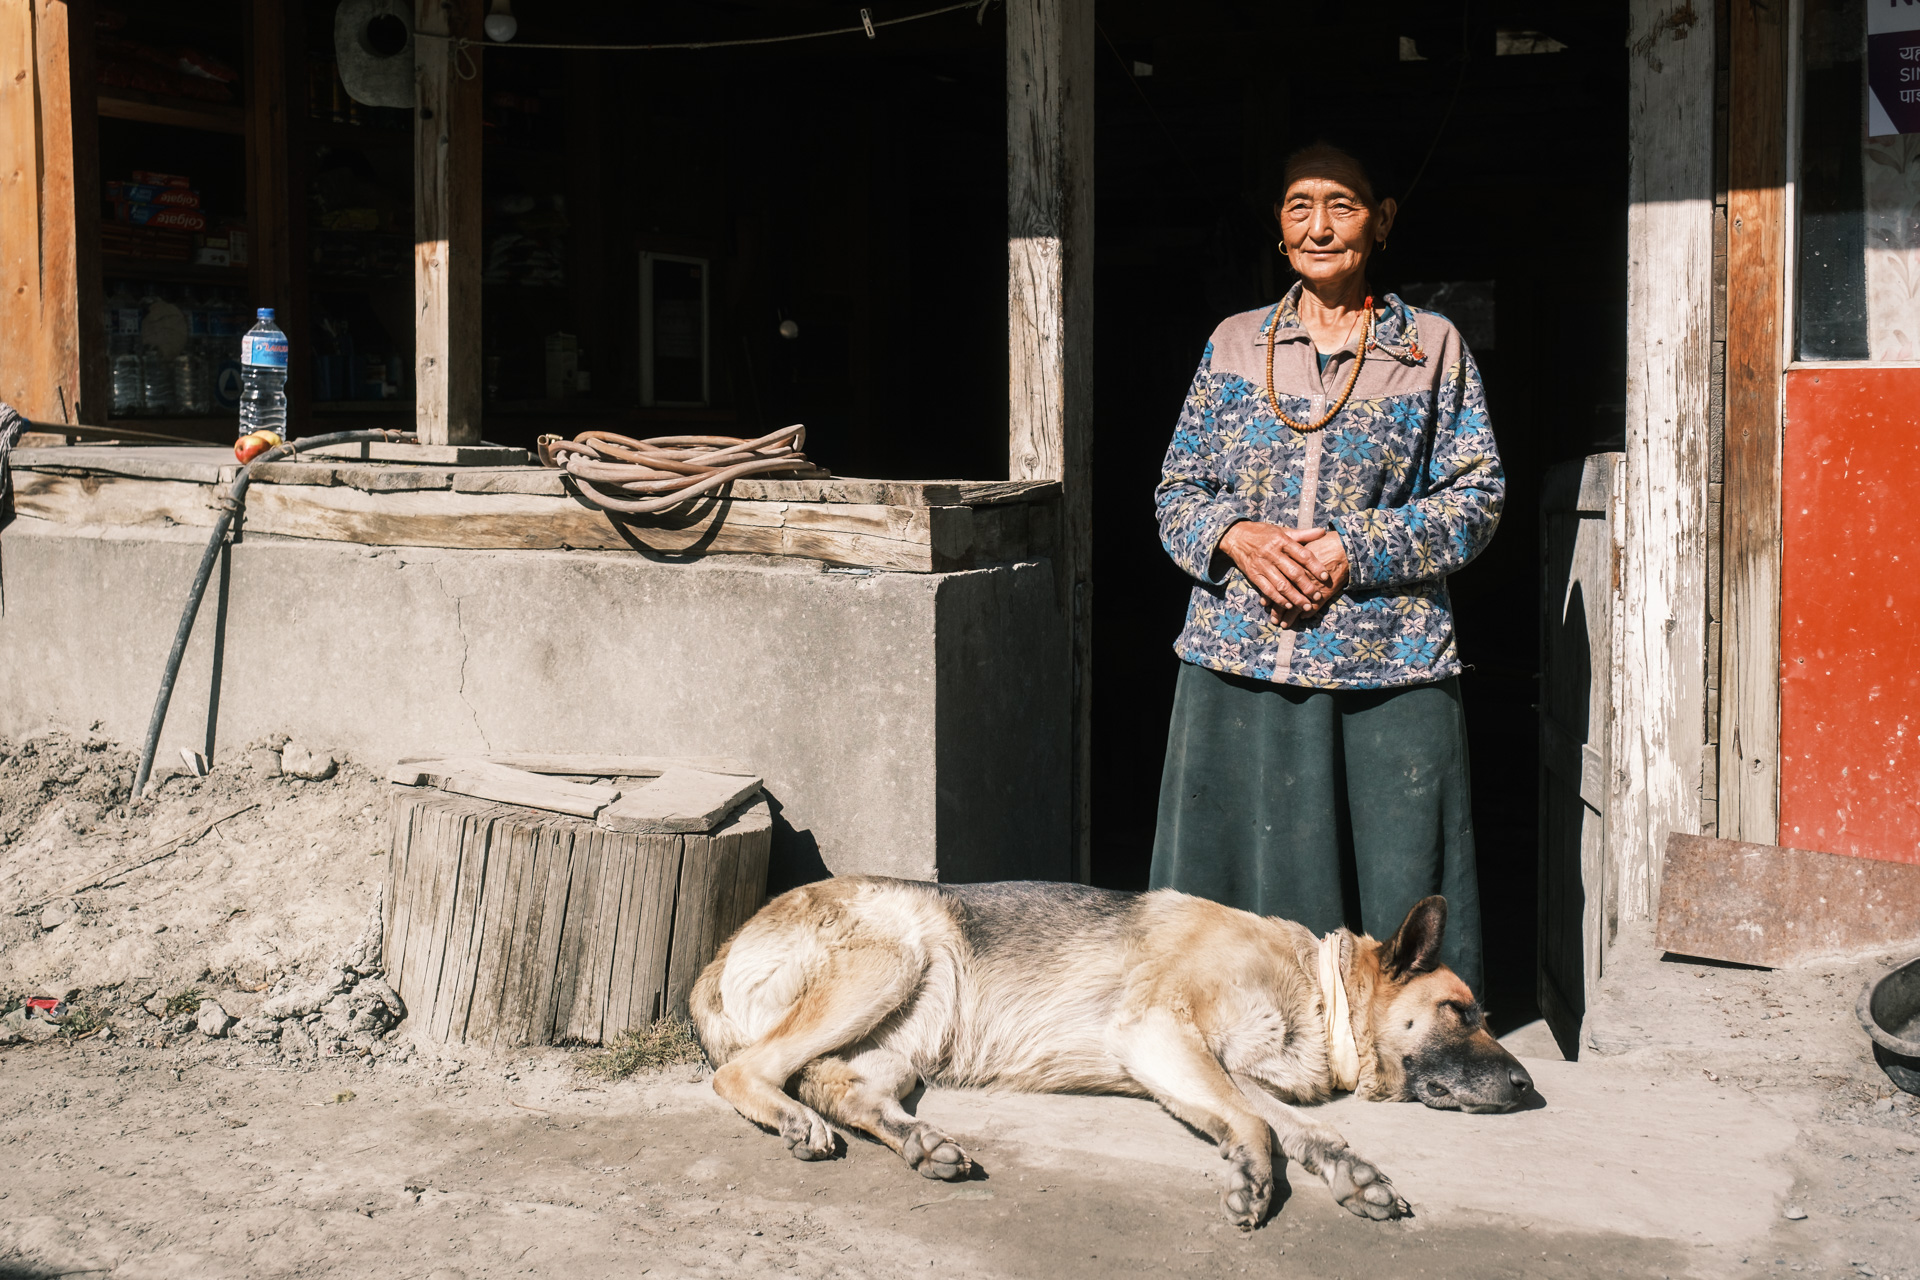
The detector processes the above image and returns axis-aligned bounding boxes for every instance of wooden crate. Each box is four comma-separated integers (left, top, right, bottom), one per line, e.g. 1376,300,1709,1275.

383,788,770,1045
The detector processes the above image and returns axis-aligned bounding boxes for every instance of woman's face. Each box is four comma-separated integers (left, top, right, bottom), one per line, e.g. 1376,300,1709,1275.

1275,159,1397,292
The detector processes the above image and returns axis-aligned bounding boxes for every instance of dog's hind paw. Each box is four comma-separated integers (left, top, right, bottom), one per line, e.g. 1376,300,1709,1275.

1323,1150,1411,1221
901,1124,972,1181
1220,1145,1272,1230
781,1107,836,1161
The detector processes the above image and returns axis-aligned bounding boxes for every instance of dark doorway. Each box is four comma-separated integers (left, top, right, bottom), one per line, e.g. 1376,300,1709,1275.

1087,1,1630,1033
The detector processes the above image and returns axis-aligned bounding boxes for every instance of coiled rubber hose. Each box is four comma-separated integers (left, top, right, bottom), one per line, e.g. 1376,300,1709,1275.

131,430,416,798
537,424,823,515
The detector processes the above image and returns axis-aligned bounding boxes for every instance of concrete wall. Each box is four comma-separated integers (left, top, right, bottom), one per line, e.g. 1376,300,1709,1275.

0,517,1071,888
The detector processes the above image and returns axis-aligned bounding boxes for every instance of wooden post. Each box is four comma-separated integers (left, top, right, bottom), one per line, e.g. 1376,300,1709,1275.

1720,0,1786,844
1617,0,1716,924
247,0,297,426
1007,0,1093,883
0,0,97,425
414,0,483,445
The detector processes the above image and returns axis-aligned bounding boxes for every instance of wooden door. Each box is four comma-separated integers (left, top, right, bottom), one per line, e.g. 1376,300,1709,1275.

1537,452,1623,1060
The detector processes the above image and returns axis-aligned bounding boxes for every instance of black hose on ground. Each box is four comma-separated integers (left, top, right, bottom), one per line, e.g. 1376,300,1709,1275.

131,429,417,798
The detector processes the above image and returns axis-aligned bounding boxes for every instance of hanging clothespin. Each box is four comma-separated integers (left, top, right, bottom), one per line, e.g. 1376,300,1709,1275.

860,7,876,37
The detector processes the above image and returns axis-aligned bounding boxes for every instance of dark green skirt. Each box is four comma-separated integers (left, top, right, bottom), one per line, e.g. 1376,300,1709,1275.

1149,662,1484,996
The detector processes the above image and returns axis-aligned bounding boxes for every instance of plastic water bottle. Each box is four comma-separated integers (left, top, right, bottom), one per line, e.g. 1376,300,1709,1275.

106,282,142,415
238,307,289,437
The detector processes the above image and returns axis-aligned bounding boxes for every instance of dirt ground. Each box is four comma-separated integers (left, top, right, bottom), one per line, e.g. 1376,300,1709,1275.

2,732,1919,1279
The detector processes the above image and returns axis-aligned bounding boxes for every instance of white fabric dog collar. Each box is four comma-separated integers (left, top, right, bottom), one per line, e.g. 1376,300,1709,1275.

1317,930,1360,1093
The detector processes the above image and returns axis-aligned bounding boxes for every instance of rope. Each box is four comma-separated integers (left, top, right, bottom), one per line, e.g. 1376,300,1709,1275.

416,0,991,58
540,424,825,515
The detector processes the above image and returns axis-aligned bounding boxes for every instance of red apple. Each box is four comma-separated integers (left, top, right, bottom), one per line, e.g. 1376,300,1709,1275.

233,431,281,464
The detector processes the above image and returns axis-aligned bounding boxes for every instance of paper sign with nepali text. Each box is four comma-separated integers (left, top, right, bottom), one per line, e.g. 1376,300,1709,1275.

1869,0,1920,135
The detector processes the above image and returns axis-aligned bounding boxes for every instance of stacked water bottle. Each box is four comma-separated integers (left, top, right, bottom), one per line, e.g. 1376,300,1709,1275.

105,281,247,418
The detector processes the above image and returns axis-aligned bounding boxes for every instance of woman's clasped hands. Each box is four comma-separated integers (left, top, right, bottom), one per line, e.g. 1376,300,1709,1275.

1218,521,1351,629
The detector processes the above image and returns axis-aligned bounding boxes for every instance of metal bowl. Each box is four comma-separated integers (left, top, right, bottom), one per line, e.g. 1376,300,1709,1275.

1859,956,1920,1096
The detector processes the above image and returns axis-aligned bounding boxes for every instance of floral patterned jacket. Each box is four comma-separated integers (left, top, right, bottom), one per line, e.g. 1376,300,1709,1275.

1154,285,1504,689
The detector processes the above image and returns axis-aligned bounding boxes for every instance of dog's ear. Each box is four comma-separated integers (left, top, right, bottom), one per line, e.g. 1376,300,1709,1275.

1382,896,1448,980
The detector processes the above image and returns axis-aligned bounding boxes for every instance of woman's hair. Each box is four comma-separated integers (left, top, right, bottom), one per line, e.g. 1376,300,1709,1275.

1280,139,1401,206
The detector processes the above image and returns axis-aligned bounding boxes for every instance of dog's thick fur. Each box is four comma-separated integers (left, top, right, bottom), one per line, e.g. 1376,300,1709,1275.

691,877,1531,1227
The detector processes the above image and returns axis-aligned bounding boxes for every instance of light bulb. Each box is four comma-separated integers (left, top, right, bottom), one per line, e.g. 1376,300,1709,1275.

484,0,516,41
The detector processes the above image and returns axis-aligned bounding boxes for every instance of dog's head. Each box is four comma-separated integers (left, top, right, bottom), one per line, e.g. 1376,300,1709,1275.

1362,897,1533,1113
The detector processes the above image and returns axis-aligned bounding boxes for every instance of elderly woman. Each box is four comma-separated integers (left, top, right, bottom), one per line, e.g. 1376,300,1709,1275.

1150,143,1504,995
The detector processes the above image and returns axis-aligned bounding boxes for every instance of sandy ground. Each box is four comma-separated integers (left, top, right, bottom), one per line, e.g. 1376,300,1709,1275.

2,733,1919,1278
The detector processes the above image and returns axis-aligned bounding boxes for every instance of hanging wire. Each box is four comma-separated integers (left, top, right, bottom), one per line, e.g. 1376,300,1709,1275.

413,0,992,56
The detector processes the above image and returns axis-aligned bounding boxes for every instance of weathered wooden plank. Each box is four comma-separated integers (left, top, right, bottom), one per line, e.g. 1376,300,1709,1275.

431,808,493,1042
548,824,600,1043
453,469,1062,508
1007,0,1094,882
479,753,754,778
459,811,523,1044
467,815,534,1046
1657,833,1920,967
407,803,460,1034
483,819,543,1045
565,828,621,1043
598,769,761,835
390,758,620,819
716,801,775,945
624,834,682,1029
441,808,499,1042
382,792,418,985
11,473,220,528
526,822,577,1044
413,0,483,445
664,825,735,1019
601,835,642,1041
1618,0,1716,927
1720,0,1786,844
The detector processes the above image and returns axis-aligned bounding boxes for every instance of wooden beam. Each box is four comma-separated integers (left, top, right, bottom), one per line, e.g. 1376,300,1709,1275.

1720,0,1786,844
247,0,297,430
0,0,92,425
1007,0,1093,883
414,0,483,445
1617,0,1716,924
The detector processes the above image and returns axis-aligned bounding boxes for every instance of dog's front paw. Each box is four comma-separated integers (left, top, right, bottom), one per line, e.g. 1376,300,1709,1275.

1322,1149,1410,1221
780,1106,836,1161
1220,1144,1272,1230
901,1123,972,1181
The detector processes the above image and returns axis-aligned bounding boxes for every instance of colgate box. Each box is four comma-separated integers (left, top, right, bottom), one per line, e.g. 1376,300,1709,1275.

115,202,208,232
131,170,191,188
106,181,201,208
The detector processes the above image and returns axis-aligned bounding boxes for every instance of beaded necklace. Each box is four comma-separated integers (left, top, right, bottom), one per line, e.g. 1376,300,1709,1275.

1263,296,1375,434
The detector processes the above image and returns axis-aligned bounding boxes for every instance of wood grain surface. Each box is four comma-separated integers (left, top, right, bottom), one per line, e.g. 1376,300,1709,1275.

385,791,772,1044
1721,0,1787,844
1617,0,1716,922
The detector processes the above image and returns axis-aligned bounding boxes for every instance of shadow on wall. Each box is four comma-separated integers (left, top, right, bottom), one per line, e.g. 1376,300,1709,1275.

764,790,828,894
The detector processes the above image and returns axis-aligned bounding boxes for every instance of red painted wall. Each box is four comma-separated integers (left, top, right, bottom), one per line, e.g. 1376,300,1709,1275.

1780,366,1920,865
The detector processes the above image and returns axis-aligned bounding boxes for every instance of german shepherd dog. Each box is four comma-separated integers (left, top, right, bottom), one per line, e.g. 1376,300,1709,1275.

691,878,1533,1228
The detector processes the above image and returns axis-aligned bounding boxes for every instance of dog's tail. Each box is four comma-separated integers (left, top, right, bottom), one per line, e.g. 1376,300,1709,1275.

689,935,749,1067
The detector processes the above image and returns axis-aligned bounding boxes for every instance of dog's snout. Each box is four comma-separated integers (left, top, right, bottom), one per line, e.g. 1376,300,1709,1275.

1508,1064,1533,1095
